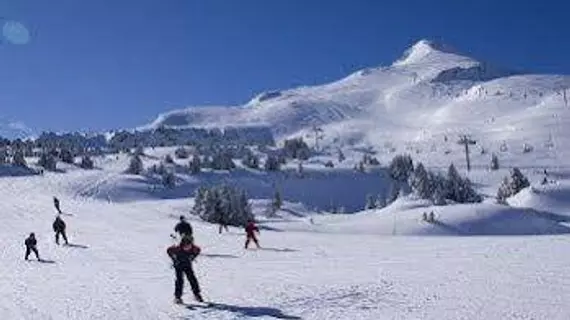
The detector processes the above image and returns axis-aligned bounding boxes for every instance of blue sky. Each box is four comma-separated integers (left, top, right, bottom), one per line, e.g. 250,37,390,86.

0,0,568,135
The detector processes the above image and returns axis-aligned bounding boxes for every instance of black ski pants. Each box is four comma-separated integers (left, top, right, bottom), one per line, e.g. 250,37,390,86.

55,230,68,244
174,266,201,299
25,246,39,260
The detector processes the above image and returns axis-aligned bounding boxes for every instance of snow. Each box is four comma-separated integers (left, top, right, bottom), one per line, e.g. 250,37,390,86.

4,39,570,319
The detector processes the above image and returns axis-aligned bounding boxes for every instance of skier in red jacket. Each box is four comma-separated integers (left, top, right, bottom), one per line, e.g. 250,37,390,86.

166,236,204,304
245,219,260,249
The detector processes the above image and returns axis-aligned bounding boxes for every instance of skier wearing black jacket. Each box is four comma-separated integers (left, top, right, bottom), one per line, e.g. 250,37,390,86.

24,233,40,261
166,236,203,304
174,215,193,237
53,215,69,245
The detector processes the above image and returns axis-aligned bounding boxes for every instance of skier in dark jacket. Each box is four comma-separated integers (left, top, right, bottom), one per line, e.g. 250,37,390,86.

53,196,62,214
245,219,260,249
218,214,229,234
166,236,203,304
24,233,40,261
174,215,192,237
53,215,69,245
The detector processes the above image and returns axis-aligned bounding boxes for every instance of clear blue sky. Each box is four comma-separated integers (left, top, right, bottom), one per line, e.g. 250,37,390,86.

0,0,568,135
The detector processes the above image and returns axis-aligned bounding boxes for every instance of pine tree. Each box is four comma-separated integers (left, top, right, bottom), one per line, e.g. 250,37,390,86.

490,153,499,170
174,147,190,159
272,190,282,213
126,154,144,174
189,156,202,174
192,187,207,215
264,155,281,171
365,194,376,209
375,193,387,208
38,152,57,171
164,154,174,164
410,162,431,199
242,150,260,169
60,148,74,164
297,162,304,178
509,167,530,195
162,171,176,188
389,154,414,182
12,149,27,167
387,182,400,204
338,149,346,162
80,155,94,169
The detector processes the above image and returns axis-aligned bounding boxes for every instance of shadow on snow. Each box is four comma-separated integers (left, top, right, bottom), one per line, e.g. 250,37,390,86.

187,302,302,319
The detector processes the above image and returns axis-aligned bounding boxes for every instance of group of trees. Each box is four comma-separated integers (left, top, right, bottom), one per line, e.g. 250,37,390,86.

192,184,253,226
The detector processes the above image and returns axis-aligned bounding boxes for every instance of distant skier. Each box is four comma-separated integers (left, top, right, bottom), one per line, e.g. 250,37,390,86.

174,215,193,238
218,214,229,234
244,219,260,249
53,215,69,245
166,236,204,304
24,233,40,261
53,196,62,214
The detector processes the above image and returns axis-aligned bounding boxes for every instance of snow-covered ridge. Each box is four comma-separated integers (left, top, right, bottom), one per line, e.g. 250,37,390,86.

147,39,570,154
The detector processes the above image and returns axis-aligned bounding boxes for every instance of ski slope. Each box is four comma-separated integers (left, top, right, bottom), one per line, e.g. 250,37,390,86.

1,148,570,320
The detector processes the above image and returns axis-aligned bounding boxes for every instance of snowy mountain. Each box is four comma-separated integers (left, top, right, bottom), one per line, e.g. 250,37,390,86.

0,117,35,140
147,39,570,153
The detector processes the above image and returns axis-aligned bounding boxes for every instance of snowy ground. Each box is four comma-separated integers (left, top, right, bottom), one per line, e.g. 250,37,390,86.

1,146,570,320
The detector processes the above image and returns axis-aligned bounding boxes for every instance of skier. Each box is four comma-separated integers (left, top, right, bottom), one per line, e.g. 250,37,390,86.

218,214,229,234
24,233,40,261
174,215,193,238
166,236,204,304
53,196,62,214
244,219,260,249
53,215,69,245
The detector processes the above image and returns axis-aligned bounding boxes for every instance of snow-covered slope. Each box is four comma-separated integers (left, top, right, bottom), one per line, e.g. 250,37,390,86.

147,39,570,159
3,151,570,319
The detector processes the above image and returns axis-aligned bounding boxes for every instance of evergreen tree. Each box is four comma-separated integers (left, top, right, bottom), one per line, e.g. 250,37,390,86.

162,171,176,188
490,153,499,170
164,154,174,164
510,167,530,193
174,147,190,159
12,149,27,167
375,193,387,208
80,155,94,169
38,152,57,171
338,149,346,163
387,182,400,204
365,194,376,209
60,148,74,164
389,154,414,182
297,162,304,178
264,155,281,171
242,150,260,169
189,156,202,174
272,189,282,213
410,162,431,199
126,154,144,174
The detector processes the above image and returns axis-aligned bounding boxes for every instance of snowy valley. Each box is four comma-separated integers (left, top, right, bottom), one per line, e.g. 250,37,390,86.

2,39,570,319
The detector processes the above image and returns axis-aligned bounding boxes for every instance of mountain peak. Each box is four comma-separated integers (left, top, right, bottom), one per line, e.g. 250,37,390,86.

393,39,465,66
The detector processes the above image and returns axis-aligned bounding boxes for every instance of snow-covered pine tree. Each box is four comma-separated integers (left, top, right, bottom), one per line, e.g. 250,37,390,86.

496,176,511,202
38,152,57,171
79,155,94,169
264,155,281,171
490,153,499,170
162,170,176,188
241,150,260,169
410,162,431,199
174,147,190,159
445,163,482,203
375,192,387,209
297,162,304,178
338,149,345,163
365,194,376,210
272,189,282,213
430,172,447,205
12,149,27,167
59,148,74,164
192,187,207,215
189,155,202,174
509,167,530,195
324,160,334,168
389,154,414,182
126,154,144,174
164,154,174,164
